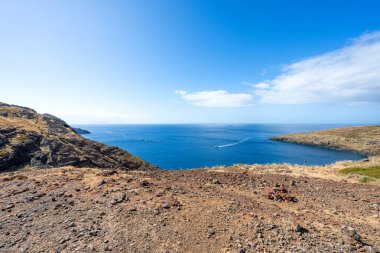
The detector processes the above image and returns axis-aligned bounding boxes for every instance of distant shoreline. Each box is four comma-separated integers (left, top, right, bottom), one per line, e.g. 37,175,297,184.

271,125,380,157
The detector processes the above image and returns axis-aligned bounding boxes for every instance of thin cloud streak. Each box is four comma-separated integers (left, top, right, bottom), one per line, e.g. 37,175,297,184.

175,90,253,107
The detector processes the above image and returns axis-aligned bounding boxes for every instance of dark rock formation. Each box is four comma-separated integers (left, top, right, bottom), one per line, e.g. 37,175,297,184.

72,128,91,134
0,102,158,171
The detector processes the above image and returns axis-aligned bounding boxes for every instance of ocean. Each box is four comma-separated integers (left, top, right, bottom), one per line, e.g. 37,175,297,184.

74,124,363,170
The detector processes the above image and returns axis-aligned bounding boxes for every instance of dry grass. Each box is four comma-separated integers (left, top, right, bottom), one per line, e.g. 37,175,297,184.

208,156,380,185
0,116,48,135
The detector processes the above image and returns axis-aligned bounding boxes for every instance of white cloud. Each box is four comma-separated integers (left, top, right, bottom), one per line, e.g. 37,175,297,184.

253,82,270,89
175,90,253,107
253,31,380,104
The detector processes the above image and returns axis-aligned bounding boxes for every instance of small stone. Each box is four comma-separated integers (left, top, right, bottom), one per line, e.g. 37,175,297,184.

155,191,164,197
98,180,106,187
89,230,98,236
110,193,128,206
140,179,150,187
60,236,70,244
342,226,361,241
162,203,170,209
57,192,65,197
3,204,15,211
54,204,62,209
208,228,216,235
67,222,75,228
295,225,308,234
212,179,221,184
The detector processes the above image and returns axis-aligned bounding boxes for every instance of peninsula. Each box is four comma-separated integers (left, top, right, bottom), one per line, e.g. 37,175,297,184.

272,125,380,157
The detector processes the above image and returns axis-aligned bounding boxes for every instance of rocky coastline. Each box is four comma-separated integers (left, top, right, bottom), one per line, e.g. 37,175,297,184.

0,102,379,252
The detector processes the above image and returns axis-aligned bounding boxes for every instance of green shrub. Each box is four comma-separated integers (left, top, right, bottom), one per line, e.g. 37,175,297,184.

359,176,374,183
340,165,380,179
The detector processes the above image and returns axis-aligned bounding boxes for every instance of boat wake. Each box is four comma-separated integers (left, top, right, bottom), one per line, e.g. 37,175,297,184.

141,139,161,142
214,138,250,148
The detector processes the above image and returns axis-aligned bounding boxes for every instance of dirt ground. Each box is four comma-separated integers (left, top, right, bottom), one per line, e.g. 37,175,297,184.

1,163,379,253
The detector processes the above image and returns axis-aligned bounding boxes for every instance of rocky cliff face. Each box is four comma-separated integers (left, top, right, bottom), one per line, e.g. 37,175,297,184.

0,102,158,171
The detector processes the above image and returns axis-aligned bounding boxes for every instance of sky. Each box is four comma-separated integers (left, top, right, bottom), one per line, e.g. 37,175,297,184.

1,0,380,124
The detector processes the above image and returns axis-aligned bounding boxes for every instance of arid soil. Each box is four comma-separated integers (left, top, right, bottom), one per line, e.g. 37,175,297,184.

1,164,379,253
272,125,380,156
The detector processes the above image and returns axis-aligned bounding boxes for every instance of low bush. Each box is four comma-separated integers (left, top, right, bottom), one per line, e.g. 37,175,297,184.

340,166,380,179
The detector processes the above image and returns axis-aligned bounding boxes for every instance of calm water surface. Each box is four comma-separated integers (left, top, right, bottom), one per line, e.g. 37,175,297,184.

74,124,363,169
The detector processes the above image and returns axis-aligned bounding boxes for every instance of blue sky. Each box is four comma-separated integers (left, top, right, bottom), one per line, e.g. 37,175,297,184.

1,0,380,124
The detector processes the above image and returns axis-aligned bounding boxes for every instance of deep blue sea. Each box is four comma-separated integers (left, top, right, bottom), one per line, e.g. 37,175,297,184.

74,124,363,170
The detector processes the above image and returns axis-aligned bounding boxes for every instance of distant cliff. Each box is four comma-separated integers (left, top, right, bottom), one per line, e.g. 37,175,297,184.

0,102,158,171
272,125,380,157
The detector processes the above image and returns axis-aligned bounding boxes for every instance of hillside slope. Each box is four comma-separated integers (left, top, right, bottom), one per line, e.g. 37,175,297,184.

0,102,157,171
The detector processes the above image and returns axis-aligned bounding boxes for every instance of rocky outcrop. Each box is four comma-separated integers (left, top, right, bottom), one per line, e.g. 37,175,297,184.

0,102,157,171
72,128,91,134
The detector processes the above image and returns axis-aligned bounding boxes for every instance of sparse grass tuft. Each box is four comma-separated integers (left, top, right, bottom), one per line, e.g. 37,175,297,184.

0,150,7,157
340,166,380,179
359,176,374,183
17,135,28,142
